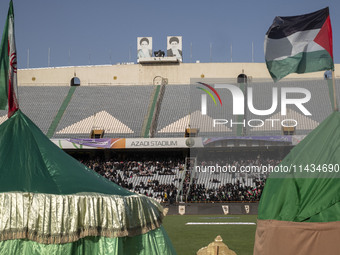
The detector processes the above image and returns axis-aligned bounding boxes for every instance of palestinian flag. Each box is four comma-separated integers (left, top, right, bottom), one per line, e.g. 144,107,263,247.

265,7,334,81
254,112,340,255
0,0,19,117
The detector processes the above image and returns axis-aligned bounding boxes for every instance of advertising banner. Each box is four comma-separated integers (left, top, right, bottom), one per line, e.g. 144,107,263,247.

203,136,293,146
52,138,126,149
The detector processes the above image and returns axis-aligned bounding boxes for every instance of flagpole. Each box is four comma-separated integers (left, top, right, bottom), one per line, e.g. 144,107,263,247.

48,48,51,67
332,70,338,111
190,42,192,63
27,48,29,68
252,41,254,62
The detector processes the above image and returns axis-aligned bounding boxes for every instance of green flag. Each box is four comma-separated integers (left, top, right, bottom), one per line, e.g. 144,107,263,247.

0,0,19,117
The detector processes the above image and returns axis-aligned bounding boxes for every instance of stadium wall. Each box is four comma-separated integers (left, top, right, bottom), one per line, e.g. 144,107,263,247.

17,63,340,86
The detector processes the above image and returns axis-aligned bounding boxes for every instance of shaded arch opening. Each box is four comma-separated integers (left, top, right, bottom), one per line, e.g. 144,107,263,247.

70,77,80,86
237,74,247,83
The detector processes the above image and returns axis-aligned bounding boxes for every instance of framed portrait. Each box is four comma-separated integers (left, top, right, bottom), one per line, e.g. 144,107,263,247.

137,37,153,59
167,36,182,60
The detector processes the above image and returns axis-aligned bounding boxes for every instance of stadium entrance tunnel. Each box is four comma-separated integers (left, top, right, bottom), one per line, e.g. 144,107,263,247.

70,77,80,86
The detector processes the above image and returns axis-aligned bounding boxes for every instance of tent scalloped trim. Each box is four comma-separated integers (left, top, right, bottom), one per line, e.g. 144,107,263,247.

0,192,164,244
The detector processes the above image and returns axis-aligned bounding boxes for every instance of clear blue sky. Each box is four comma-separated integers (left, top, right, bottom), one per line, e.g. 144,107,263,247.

0,0,339,68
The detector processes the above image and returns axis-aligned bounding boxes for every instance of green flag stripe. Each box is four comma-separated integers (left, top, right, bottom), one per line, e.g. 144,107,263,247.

266,50,334,81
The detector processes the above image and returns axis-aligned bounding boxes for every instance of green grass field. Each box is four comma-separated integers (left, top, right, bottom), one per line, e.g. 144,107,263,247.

163,215,257,255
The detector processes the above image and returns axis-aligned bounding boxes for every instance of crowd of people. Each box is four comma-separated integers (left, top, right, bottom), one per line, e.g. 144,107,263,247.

81,158,183,201
185,178,266,202
77,155,282,203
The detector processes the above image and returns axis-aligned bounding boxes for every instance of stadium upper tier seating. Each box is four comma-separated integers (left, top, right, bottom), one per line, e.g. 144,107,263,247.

0,79,338,138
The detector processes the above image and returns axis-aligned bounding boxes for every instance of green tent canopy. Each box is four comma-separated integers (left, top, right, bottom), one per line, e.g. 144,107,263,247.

254,111,340,255
0,110,176,254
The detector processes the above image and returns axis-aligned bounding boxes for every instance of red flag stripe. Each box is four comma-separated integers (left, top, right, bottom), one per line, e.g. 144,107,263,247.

314,15,333,59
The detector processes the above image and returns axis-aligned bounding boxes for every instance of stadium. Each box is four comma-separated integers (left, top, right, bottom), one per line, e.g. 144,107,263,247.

0,0,339,253
1,59,339,254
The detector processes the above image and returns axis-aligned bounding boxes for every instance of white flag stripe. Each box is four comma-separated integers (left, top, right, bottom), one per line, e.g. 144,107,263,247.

265,29,323,61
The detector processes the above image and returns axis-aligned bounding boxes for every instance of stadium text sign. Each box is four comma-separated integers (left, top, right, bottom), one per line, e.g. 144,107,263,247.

126,138,203,148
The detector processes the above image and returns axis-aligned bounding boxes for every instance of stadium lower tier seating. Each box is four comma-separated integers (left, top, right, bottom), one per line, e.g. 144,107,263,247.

77,157,279,202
